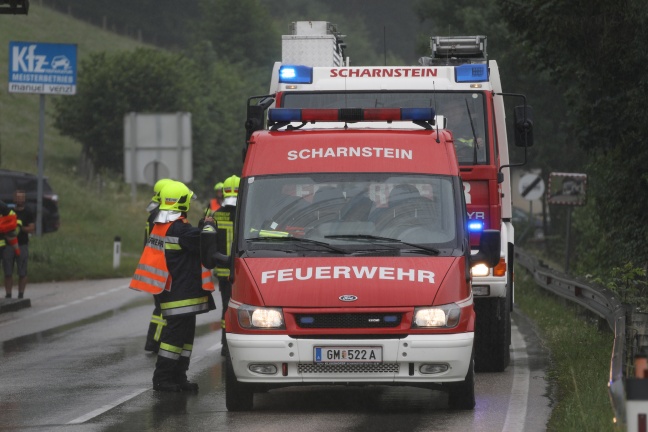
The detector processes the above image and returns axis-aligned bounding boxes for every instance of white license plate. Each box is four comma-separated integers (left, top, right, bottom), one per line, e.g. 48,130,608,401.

314,346,382,363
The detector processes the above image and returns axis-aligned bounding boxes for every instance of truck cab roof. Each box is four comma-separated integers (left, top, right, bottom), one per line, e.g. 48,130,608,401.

244,126,459,178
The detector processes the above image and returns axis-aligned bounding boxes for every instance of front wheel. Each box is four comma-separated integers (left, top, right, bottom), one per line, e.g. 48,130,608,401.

447,354,476,409
474,297,511,372
225,355,254,411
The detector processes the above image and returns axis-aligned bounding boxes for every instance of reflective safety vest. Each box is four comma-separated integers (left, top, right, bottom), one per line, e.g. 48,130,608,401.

457,137,474,146
209,199,221,212
130,222,173,294
131,221,215,294
0,212,20,255
214,210,234,278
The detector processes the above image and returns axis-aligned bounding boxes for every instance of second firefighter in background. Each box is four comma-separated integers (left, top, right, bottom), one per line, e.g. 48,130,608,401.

212,175,239,356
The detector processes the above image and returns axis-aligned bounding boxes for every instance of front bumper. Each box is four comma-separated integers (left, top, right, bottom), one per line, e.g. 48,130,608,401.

227,333,473,385
471,274,507,298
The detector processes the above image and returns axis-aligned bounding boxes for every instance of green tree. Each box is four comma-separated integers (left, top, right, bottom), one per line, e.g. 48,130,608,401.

413,0,583,176
500,0,648,271
53,48,201,178
194,0,281,71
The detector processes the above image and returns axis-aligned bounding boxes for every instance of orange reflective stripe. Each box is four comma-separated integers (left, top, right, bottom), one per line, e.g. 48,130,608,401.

202,266,215,291
129,223,172,294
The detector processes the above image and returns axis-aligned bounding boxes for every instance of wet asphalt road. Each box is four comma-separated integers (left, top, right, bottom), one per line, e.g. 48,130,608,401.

0,278,551,431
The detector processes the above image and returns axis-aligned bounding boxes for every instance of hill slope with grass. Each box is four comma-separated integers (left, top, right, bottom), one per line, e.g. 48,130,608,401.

0,5,204,282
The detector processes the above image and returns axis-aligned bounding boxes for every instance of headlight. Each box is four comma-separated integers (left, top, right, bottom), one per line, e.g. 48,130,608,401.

237,305,285,329
412,304,461,328
471,263,490,277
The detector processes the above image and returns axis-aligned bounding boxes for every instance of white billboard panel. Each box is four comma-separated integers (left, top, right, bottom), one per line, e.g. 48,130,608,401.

124,112,192,185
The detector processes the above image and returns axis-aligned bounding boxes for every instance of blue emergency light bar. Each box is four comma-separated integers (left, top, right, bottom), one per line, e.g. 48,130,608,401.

279,65,313,84
468,220,484,232
455,64,488,83
268,107,436,123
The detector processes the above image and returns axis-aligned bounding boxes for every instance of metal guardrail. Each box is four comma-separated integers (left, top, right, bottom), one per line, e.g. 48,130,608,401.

515,248,627,426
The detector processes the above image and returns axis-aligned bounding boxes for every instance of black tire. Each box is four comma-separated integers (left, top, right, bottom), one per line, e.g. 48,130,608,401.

225,356,253,411
474,297,511,372
447,354,476,409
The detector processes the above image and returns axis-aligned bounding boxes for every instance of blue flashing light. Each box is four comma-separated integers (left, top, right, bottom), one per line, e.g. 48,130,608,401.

299,316,315,325
383,315,398,323
401,108,436,121
268,108,302,123
468,220,484,232
279,65,313,84
455,64,488,83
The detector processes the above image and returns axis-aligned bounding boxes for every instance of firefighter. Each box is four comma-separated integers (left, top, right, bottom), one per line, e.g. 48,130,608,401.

212,174,239,356
130,181,217,393
143,178,173,353
209,182,224,213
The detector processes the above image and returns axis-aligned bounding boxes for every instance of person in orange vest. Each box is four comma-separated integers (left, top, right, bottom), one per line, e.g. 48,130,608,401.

3,191,34,299
1,200,21,299
143,178,173,353
130,181,217,393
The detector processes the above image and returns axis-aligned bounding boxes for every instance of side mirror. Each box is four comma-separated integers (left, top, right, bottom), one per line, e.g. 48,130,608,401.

245,105,266,143
472,229,501,268
514,105,533,148
244,96,275,161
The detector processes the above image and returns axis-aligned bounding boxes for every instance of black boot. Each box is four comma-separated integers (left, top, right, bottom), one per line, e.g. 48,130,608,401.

153,382,182,392
178,381,199,393
174,357,198,392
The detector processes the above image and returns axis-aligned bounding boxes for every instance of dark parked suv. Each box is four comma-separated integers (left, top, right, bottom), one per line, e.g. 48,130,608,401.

0,169,60,234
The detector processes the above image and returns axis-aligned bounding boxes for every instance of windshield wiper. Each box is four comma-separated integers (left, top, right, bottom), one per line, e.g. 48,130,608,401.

464,99,479,164
325,234,440,255
247,236,350,254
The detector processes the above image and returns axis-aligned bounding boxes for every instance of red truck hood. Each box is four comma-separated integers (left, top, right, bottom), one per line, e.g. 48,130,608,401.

241,256,458,307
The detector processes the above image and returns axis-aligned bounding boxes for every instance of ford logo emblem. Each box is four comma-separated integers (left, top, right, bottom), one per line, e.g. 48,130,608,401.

339,295,358,302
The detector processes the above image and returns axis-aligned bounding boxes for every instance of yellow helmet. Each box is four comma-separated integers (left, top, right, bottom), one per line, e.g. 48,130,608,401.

222,175,240,198
159,181,194,212
214,182,224,191
152,178,174,203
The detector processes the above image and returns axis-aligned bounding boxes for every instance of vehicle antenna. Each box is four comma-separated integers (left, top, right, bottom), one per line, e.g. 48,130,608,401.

433,82,440,143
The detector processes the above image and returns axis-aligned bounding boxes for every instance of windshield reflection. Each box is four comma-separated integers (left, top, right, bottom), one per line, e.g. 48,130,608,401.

241,173,459,255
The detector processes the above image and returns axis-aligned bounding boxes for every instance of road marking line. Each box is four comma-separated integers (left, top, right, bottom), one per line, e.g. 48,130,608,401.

206,343,223,352
67,388,148,424
502,324,530,432
0,285,128,327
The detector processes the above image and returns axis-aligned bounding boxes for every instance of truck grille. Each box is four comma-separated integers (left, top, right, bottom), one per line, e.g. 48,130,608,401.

294,313,402,329
298,363,400,374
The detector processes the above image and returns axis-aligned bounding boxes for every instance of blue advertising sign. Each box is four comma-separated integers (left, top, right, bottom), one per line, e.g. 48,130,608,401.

8,41,77,95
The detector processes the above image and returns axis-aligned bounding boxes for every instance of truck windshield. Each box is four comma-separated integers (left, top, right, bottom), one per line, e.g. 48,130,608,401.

241,173,460,252
280,91,487,165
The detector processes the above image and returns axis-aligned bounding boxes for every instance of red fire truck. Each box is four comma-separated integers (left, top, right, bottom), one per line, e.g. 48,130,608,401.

217,105,501,411
264,24,533,372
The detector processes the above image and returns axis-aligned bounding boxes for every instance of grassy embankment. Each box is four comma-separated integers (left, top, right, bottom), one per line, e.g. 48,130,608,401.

515,263,622,431
0,5,204,282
